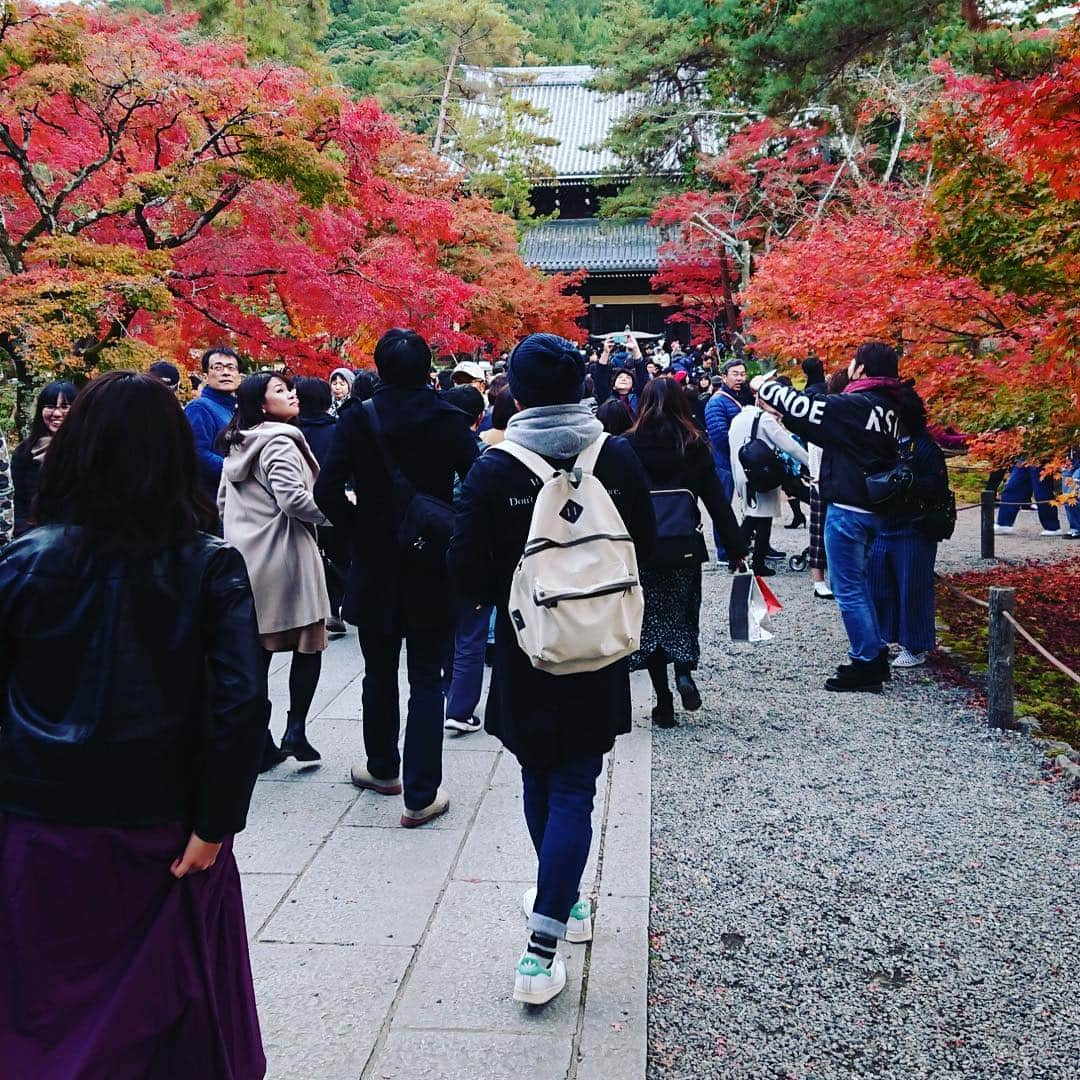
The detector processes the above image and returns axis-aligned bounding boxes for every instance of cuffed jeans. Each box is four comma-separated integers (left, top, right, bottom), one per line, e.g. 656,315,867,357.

996,466,1060,531
869,526,937,654
445,602,493,722
521,755,605,939
824,505,887,662
358,626,449,811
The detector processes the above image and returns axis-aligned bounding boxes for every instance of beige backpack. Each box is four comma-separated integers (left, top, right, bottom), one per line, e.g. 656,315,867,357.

495,434,644,675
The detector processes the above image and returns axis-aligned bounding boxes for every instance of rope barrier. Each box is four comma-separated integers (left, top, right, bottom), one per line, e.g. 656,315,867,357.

1002,612,1080,686
933,572,1080,684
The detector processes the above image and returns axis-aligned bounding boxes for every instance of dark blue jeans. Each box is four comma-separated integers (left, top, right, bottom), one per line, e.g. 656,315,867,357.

521,755,605,939
358,626,449,811
713,465,735,559
824,505,887,663
996,465,1060,531
445,602,493,721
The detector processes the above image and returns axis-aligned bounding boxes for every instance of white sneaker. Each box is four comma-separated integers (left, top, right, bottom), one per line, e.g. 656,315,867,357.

523,886,593,943
444,714,482,734
400,787,450,828
1040,529,1062,537
892,648,927,668
513,950,567,1005
993,524,1015,535
813,581,835,599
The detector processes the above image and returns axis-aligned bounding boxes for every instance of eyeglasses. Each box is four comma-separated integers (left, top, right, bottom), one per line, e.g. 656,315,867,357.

209,362,240,373
43,403,71,411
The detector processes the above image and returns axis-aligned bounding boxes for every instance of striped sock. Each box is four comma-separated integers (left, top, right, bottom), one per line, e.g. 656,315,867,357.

526,931,558,970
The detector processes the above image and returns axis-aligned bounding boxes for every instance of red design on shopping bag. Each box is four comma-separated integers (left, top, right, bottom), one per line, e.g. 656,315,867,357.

756,577,783,616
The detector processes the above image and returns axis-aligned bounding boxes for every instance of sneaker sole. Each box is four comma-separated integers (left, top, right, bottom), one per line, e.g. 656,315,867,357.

444,719,481,733
400,802,450,828
513,977,567,1005
351,776,402,796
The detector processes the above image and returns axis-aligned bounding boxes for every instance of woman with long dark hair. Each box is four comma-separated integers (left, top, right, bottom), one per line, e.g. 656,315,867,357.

11,379,78,536
218,373,331,768
0,371,267,1078
626,378,747,727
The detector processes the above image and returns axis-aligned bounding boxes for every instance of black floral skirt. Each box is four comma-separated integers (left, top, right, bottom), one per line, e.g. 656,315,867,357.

630,565,702,670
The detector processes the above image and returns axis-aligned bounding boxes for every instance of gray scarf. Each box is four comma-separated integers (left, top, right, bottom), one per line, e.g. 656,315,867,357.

505,404,603,458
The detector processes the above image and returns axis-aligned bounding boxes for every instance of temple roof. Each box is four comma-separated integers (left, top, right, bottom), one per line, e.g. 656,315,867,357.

521,217,662,274
459,65,685,181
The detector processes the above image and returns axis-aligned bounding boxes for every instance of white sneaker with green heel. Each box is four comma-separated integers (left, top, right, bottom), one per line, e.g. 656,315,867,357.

522,886,594,943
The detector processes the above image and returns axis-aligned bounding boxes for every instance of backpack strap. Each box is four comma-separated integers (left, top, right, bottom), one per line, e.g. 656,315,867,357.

748,410,762,445
574,433,608,475
363,399,416,501
493,439,558,482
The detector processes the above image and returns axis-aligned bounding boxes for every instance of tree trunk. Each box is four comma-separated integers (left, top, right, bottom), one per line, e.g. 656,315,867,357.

432,41,462,155
961,0,986,31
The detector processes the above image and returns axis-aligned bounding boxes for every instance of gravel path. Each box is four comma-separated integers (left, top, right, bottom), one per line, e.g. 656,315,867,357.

647,509,1080,1079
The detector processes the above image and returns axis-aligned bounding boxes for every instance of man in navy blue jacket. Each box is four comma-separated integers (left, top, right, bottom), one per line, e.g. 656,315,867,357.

704,358,747,559
184,347,240,511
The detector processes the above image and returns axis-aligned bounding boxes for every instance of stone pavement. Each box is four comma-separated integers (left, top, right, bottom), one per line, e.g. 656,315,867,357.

237,642,654,1080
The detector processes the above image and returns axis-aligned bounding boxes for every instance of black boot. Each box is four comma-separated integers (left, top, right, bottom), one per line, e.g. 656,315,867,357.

280,712,321,762
878,647,892,682
652,694,676,728
784,499,807,529
259,728,287,773
675,672,702,711
825,658,883,693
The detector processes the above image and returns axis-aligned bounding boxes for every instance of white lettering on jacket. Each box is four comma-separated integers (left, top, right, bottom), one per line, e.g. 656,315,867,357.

866,405,900,437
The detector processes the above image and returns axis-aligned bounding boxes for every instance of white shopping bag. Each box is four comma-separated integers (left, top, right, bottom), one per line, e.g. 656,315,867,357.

728,572,781,642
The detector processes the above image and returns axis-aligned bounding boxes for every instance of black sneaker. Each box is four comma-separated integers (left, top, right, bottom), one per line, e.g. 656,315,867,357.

755,565,777,577
444,714,482,735
825,658,883,693
765,546,786,560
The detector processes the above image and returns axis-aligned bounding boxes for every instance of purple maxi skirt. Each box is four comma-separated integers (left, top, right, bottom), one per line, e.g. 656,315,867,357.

0,814,265,1080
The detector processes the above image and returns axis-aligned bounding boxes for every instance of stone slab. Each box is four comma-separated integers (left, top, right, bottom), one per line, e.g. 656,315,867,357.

235,781,357,875
596,728,651,899
251,942,411,1080
241,873,296,939
575,895,649,1080
260,825,462,947
268,635,362,723
369,1030,575,1080
343,749,498,829
392,879,584,1035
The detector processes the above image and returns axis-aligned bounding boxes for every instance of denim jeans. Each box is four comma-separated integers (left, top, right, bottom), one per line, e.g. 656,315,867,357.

713,465,735,559
357,626,449,811
1063,462,1080,533
996,466,1060,531
521,755,605,939
868,526,937,654
445,602,493,721
824,505,887,662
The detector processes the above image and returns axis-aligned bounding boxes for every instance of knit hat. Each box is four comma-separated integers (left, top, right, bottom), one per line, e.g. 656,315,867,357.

507,333,585,408
329,366,355,388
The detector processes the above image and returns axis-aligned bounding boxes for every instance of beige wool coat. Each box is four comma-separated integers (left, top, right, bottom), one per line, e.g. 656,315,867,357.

218,422,330,635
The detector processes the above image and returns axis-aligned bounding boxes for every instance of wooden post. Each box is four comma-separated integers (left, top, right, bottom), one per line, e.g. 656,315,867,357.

980,489,996,559
987,587,1016,730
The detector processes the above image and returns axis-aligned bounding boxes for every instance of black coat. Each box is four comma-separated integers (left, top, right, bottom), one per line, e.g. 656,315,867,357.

448,435,656,769
314,383,478,634
0,527,266,841
297,412,338,467
625,431,747,564
10,440,39,537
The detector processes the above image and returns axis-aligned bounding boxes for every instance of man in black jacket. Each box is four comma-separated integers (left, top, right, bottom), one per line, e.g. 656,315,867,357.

314,330,478,827
757,342,920,692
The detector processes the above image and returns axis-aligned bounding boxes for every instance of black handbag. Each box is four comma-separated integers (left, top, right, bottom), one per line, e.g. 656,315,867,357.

915,489,957,541
865,440,914,507
363,400,455,570
650,488,706,567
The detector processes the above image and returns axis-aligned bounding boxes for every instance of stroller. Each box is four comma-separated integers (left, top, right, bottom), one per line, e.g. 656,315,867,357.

788,545,811,572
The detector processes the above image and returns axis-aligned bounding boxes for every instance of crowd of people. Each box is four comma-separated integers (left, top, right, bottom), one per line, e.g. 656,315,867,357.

0,328,1077,1075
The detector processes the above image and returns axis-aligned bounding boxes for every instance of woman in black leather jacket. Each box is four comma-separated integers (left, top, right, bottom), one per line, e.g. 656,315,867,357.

0,372,268,1078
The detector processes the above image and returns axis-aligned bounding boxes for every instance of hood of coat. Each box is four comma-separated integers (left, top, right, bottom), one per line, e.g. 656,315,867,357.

223,422,319,483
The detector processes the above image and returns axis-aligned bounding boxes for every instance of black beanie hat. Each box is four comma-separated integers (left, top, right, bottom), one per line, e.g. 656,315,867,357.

507,333,585,408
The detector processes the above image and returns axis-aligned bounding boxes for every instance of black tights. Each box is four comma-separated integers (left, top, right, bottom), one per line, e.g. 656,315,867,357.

262,649,322,728
645,653,691,699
